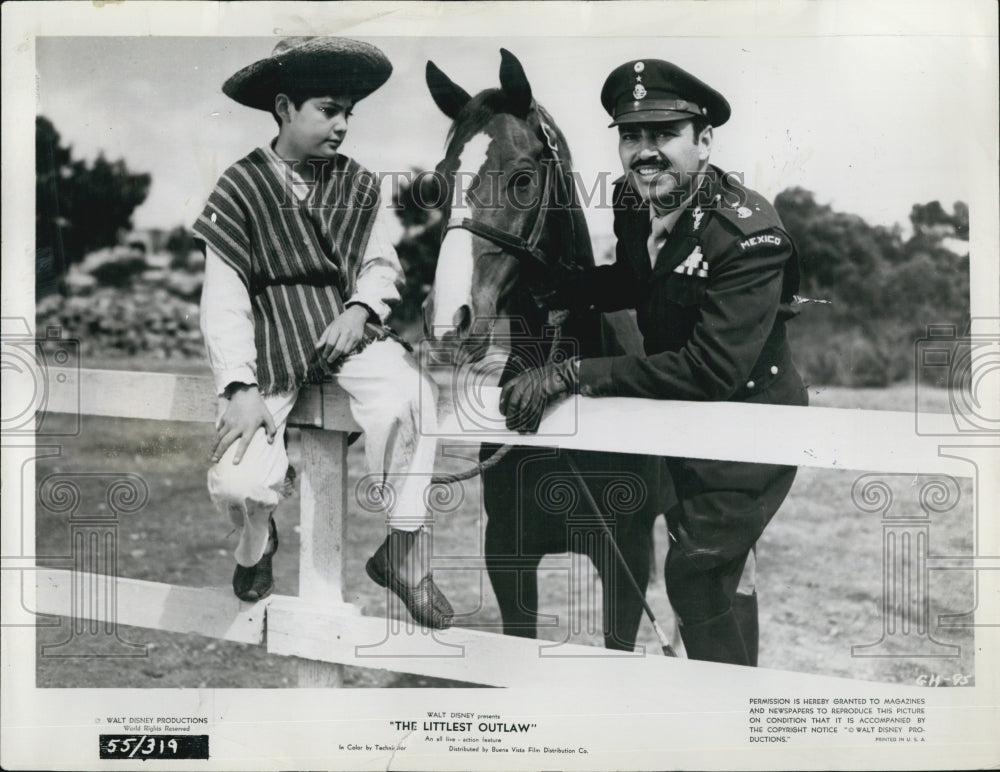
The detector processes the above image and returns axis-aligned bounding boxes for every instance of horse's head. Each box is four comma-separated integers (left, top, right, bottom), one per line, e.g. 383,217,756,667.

423,49,589,363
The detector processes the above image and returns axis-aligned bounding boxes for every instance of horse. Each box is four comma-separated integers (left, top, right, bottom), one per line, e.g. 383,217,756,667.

422,49,666,652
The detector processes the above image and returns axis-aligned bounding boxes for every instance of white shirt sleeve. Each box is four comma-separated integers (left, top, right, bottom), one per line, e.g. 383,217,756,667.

200,247,258,396
345,202,403,322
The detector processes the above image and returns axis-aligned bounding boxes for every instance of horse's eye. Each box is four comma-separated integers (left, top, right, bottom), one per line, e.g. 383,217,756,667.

509,170,533,188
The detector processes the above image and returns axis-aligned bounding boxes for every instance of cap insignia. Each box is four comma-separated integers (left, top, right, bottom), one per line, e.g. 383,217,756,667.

630,62,648,100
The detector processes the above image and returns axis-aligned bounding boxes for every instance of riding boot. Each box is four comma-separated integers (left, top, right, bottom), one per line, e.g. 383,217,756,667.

732,592,759,667
678,609,750,666
366,526,454,629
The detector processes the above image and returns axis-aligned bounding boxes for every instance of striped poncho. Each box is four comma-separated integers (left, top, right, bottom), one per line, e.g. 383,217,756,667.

193,148,380,394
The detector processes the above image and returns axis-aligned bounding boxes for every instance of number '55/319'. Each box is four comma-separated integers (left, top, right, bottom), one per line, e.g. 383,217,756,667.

99,735,208,759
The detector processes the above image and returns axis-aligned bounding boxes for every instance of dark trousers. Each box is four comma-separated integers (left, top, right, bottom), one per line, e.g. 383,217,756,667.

663,455,797,624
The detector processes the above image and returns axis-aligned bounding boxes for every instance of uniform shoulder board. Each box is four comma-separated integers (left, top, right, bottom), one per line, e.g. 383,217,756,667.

710,180,785,236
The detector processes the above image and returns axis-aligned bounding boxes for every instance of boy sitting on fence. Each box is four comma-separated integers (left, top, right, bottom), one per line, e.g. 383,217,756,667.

193,37,452,628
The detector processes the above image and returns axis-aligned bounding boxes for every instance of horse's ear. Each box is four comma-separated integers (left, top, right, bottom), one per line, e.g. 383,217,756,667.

498,48,532,117
426,60,472,120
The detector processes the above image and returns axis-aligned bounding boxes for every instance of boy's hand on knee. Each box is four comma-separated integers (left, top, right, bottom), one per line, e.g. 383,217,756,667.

316,305,369,365
213,386,277,464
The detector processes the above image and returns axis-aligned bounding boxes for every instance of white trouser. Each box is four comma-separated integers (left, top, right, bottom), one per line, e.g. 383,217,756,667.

207,339,439,566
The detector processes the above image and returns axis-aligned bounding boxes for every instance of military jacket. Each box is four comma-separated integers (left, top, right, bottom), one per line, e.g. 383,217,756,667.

575,166,805,405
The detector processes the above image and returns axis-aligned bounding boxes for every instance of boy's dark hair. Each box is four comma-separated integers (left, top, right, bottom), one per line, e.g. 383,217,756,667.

270,82,355,126
271,88,311,127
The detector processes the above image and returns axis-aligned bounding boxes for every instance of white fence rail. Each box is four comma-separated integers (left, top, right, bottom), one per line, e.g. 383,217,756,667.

28,367,983,687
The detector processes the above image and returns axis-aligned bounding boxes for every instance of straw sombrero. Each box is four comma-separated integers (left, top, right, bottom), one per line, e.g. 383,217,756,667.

223,37,392,111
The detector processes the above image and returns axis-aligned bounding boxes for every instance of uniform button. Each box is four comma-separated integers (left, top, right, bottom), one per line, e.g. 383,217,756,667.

770,365,779,375
746,380,755,389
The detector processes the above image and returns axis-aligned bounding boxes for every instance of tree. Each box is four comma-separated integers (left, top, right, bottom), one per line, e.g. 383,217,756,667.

774,187,969,386
35,116,152,285
774,187,902,299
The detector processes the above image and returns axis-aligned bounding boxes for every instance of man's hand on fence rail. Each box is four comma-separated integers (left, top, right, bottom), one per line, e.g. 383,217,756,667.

499,357,581,434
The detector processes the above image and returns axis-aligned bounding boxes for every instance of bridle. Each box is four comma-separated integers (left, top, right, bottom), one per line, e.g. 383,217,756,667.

441,110,575,275
428,109,574,487
439,107,577,354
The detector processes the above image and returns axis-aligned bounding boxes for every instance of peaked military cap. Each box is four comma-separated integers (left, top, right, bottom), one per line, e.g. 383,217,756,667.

223,37,392,112
601,59,730,128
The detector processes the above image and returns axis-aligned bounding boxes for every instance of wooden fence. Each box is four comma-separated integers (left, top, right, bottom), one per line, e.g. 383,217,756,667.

29,366,990,687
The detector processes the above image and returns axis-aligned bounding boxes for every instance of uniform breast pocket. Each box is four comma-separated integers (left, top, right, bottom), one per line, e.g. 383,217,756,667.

662,275,708,307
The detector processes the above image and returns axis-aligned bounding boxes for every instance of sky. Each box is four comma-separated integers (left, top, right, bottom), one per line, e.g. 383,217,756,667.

35,29,990,242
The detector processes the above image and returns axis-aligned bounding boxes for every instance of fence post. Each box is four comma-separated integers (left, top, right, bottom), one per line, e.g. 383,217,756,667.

295,419,350,687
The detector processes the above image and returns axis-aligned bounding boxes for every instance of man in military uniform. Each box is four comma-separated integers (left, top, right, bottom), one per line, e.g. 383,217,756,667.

500,59,807,666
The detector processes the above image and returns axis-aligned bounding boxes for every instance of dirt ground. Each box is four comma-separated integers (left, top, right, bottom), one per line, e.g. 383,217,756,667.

33,373,975,689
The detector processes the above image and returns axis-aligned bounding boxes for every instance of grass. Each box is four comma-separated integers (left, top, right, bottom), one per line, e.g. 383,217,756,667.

34,380,975,688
